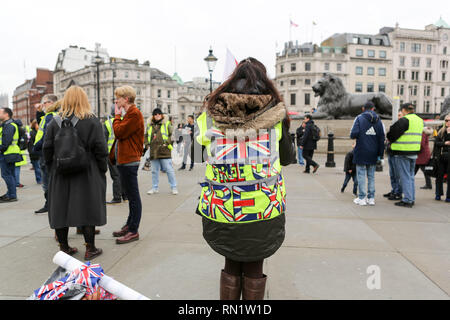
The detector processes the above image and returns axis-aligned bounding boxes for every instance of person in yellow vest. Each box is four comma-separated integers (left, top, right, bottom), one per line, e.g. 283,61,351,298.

193,58,295,300
387,103,424,208
145,108,178,195
0,107,21,203
13,119,28,188
104,109,127,204
33,95,59,214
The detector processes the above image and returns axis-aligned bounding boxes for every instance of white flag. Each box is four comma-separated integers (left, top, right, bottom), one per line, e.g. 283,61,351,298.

223,48,239,81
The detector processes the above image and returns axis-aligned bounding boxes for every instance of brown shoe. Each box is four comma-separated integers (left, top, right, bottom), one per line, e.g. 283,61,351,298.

85,243,103,260
242,274,267,300
116,232,139,244
112,225,129,238
313,164,320,173
59,244,78,256
220,270,241,300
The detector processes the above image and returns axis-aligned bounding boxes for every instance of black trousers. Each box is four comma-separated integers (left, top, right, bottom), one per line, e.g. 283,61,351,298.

414,164,432,188
117,165,142,233
303,149,318,172
108,160,126,200
435,158,450,198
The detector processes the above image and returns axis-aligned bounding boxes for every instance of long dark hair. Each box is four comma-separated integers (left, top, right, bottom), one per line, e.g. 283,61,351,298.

205,57,283,110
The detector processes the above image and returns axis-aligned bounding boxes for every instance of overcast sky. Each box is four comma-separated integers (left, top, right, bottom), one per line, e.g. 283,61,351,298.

1,0,449,106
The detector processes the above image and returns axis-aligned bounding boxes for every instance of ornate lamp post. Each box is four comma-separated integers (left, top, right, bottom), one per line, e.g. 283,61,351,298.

204,47,218,93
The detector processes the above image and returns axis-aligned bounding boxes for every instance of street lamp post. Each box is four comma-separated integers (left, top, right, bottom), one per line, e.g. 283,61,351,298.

111,60,116,107
94,55,103,119
204,47,218,94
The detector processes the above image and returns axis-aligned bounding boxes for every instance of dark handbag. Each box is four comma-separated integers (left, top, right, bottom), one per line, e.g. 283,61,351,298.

424,158,437,178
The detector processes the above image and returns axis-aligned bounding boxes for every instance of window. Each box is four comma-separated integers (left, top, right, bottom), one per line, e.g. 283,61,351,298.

444,47,447,55
397,84,404,95
280,65,284,73
379,50,387,58
137,72,141,79
424,86,431,96
167,104,171,114
441,60,449,68
290,79,296,86
411,71,419,81
305,79,311,85
398,70,406,80
411,57,420,67
368,50,375,57
362,38,370,45
305,63,311,71
157,89,161,98
443,73,446,81
324,63,330,71
400,56,405,66
280,81,284,87
379,68,386,76
136,87,141,95
290,93,296,106
427,58,432,68
125,71,129,78
167,90,171,98
291,63,296,71
424,101,430,113
355,82,363,92
337,63,342,72
400,42,405,52
367,83,374,93
412,85,418,96
442,87,446,97
425,72,432,81
379,83,386,93
411,43,421,53
356,66,363,75
427,44,432,53
305,93,311,105
352,37,359,44
356,49,363,57
367,67,375,76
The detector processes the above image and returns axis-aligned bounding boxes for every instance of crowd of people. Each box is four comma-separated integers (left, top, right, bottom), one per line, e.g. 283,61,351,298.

1,57,449,301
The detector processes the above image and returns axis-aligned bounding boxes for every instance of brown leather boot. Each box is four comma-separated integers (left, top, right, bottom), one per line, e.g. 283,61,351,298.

220,270,241,300
112,225,129,237
242,274,267,300
85,243,103,260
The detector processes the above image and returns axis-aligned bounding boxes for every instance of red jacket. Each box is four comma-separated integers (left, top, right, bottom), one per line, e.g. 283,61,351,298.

416,132,431,165
109,105,145,165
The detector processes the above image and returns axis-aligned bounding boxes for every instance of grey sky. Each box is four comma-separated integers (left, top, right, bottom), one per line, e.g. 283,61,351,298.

1,0,449,106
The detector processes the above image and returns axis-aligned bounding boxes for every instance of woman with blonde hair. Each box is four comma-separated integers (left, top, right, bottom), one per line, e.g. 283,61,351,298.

43,86,109,259
433,114,450,201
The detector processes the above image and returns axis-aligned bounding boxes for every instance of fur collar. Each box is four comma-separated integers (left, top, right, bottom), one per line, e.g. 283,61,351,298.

207,93,287,131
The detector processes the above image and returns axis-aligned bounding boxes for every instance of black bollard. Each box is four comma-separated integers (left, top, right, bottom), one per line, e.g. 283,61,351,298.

325,132,336,168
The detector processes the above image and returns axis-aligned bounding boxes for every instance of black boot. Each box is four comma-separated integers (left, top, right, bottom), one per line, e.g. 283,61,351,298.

178,163,186,171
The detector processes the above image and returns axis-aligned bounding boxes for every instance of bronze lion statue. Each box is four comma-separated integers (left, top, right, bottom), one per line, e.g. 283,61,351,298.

311,73,393,119
440,95,450,119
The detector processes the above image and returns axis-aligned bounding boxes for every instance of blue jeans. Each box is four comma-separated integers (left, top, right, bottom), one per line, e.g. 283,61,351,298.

388,154,402,195
31,159,42,184
356,164,376,200
151,159,177,190
0,155,17,199
342,173,358,194
15,166,21,186
297,147,305,165
117,165,142,233
393,155,416,204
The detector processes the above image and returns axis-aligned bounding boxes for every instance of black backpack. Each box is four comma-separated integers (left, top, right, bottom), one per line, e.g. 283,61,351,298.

311,124,321,141
17,125,28,150
53,116,89,175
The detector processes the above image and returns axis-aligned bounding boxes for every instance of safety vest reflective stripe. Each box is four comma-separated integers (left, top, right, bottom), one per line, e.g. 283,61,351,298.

15,150,28,167
34,112,57,145
391,113,424,152
196,111,286,224
147,122,173,150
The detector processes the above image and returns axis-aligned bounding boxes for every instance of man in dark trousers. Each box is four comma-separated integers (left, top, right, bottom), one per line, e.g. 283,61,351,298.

0,107,22,203
300,115,319,174
179,115,195,171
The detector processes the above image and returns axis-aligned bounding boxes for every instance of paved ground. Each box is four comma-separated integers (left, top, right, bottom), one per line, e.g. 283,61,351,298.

0,153,449,300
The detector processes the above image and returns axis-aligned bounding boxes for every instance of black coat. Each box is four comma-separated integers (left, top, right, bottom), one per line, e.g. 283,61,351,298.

301,120,317,150
344,150,356,174
28,128,40,161
296,125,304,146
43,116,108,229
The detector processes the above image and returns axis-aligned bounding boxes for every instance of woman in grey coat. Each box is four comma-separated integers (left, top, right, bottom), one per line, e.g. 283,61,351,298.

43,86,108,260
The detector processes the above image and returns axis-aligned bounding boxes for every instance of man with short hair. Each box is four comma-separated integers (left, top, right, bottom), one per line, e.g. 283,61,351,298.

0,107,21,203
300,114,320,173
387,103,424,208
33,94,58,214
350,101,385,206
110,86,145,244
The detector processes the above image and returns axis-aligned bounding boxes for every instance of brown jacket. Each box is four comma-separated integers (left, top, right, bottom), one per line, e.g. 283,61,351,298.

109,105,145,165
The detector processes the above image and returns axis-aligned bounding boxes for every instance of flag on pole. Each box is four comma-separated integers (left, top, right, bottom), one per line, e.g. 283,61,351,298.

290,19,299,28
223,48,239,81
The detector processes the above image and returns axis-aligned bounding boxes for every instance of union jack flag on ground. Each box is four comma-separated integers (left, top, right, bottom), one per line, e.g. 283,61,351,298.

33,262,117,300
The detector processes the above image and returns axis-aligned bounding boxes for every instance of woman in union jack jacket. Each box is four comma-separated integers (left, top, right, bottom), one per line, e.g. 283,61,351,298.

193,58,295,300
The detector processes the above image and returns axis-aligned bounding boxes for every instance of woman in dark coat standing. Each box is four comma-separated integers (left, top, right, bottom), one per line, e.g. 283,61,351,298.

43,86,108,260
433,114,450,201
